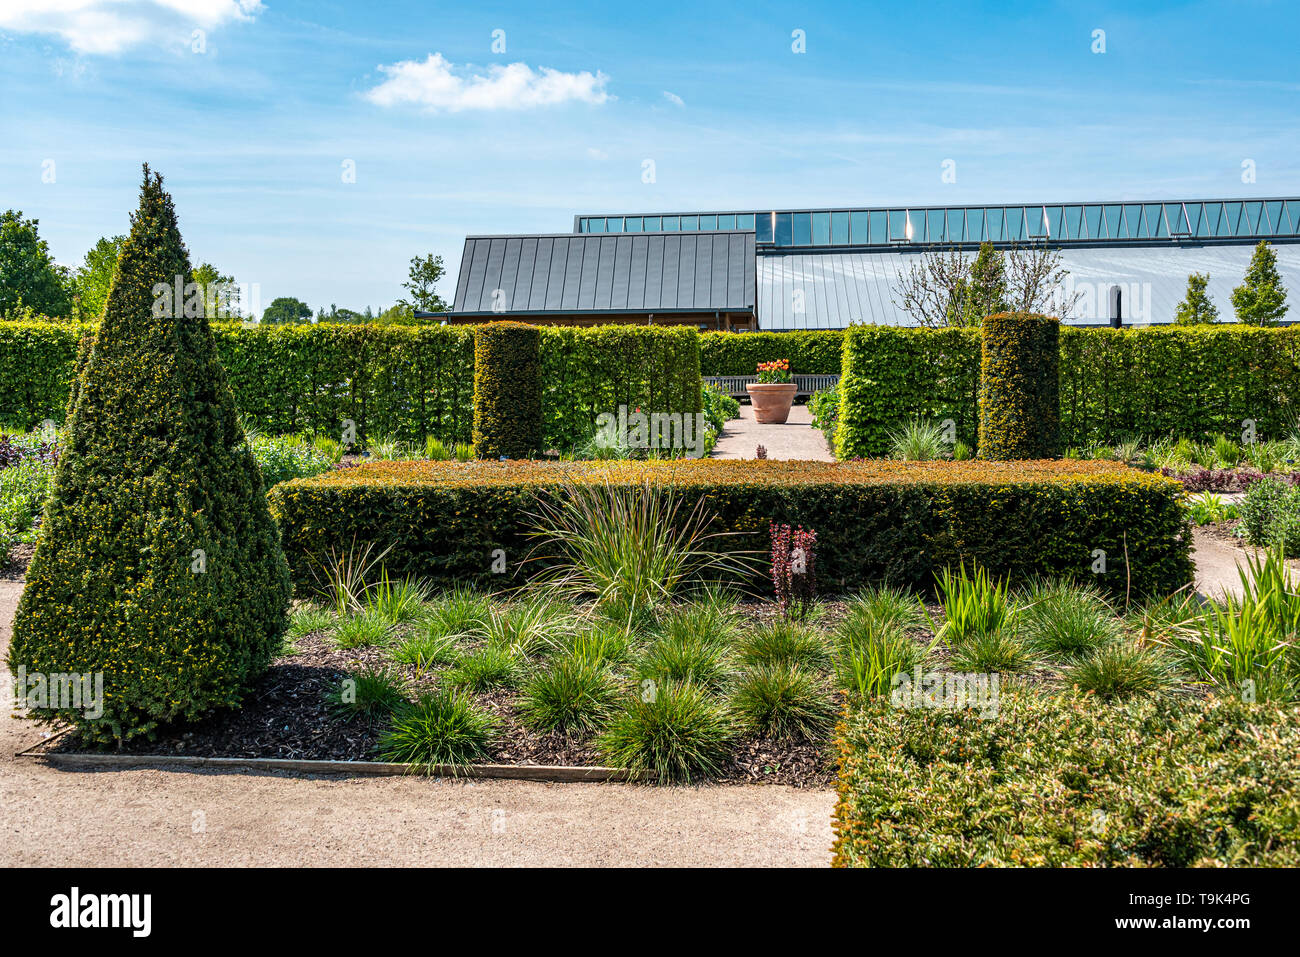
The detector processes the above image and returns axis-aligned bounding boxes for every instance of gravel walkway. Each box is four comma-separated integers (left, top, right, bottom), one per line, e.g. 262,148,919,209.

711,403,834,461
0,579,834,867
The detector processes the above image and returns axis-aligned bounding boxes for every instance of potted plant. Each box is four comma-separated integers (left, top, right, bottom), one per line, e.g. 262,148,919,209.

747,359,797,424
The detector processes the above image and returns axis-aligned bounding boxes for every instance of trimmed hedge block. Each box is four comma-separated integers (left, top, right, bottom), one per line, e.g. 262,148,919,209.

269,459,1192,598
833,691,1300,867
979,312,1061,460
700,330,844,376
473,322,542,459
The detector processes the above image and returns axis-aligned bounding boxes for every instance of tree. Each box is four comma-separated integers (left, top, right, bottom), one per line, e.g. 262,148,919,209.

9,165,291,745
191,261,240,319
400,253,447,312
1173,272,1219,325
1231,241,1288,326
1004,243,1081,317
0,209,74,317
73,235,127,321
892,245,972,328
965,242,1009,322
261,296,312,324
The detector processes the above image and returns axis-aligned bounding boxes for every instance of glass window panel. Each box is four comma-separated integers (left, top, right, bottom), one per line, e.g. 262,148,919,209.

680,215,698,231
1005,208,1026,241
849,212,869,243
964,208,985,241
625,217,642,233
717,214,736,230
1167,204,1190,235
1264,202,1283,235
869,210,888,243
589,218,606,233
1102,205,1122,238
662,216,679,231
737,214,755,230
888,209,909,241
904,210,923,241
1208,204,1230,237
1063,206,1083,239
578,218,589,233
1121,204,1143,238
774,212,793,245
812,211,830,245
1222,202,1243,236
1145,204,1167,238
1244,201,1263,235
1045,206,1065,238
1285,201,1300,235
831,211,849,244
644,216,662,232
985,208,1005,241
925,208,944,241
699,215,717,230
946,209,965,242
1082,206,1100,239
754,213,772,242
792,212,812,245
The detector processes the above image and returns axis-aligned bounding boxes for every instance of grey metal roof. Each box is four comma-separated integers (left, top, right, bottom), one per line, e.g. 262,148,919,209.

451,231,756,316
757,243,1300,330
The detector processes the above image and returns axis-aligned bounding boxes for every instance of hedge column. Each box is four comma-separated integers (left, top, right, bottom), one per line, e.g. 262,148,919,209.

978,312,1060,460
473,321,543,459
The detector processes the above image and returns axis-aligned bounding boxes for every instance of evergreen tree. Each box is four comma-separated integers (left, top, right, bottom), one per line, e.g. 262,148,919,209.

1173,272,1219,325
1231,241,1288,326
964,241,1009,325
10,166,291,745
0,209,74,317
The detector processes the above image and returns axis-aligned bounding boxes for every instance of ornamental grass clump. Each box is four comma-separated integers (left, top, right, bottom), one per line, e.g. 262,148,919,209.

729,662,836,742
597,682,735,784
8,166,291,745
518,655,620,734
377,687,498,770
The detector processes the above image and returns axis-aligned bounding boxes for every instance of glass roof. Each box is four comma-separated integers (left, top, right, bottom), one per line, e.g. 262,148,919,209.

575,200,1300,247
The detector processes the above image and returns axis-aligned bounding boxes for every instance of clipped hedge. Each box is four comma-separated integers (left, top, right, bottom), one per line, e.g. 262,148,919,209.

269,458,1192,598
979,312,1060,460
835,324,1300,458
474,322,542,459
700,330,844,376
833,691,1300,867
0,320,701,451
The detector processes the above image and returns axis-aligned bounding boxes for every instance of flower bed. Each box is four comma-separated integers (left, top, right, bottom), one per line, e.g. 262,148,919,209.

269,458,1192,597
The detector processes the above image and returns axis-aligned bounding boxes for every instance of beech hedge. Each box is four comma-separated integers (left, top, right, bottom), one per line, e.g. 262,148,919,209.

836,323,1300,458
0,320,701,450
833,691,1300,867
269,458,1192,598
699,330,843,376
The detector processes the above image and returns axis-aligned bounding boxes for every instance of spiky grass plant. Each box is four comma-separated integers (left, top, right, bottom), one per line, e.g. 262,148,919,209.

637,630,731,694
525,479,753,626
390,622,461,673
733,619,831,670
932,563,1017,646
1019,580,1117,658
1213,433,1243,468
886,418,948,461
377,687,498,770
424,436,452,461
729,663,836,741
422,584,495,638
364,572,432,627
331,613,393,650
482,594,575,657
285,603,334,648
327,666,409,720
834,614,932,699
1063,642,1178,700
546,621,633,667
312,540,392,617
517,655,619,734
656,600,740,650
444,643,522,692
845,583,927,633
597,682,734,784
1113,435,1143,462
946,627,1032,672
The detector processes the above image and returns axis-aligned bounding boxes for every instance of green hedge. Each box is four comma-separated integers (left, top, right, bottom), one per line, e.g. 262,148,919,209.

269,459,1192,599
474,322,542,459
0,320,701,451
978,312,1060,460
833,691,1300,867
700,330,843,376
836,324,1300,458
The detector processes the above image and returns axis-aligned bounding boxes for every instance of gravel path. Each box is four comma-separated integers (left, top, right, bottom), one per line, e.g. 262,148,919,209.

1191,526,1300,601
0,580,834,867
711,403,834,461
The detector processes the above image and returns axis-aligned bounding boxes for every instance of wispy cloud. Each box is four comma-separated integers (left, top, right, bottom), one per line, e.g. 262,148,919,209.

365,52,610,112
662,90,684,107
0,0,262,55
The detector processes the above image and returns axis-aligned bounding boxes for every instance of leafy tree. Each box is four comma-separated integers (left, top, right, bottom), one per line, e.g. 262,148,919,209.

400,253,447,313
1231,241,1289,326
260,296,312,324
73,235,127,321
965,242,1009,322
191,261,239,319
1173,272,1219,325
0,209,73,317
9,165,291,745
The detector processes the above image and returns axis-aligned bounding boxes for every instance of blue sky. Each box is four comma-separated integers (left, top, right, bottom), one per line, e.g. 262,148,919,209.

2,0,1297,316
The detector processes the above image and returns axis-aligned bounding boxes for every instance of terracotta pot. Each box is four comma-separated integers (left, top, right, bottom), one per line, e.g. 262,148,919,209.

747,382,797,424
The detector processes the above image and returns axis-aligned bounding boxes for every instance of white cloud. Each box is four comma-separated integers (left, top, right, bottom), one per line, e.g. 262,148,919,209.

0,0,262,55
662,90,684,107
365,53,610,112
586,148,608,160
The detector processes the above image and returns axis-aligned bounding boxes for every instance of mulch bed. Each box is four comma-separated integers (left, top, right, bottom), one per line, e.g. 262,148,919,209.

0,543,33,581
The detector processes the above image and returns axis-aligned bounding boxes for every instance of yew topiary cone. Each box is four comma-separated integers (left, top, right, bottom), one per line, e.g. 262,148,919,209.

8,166,291,745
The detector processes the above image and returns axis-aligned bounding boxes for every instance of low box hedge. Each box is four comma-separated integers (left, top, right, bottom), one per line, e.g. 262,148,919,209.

268,459,1191,597
832,691,1300,867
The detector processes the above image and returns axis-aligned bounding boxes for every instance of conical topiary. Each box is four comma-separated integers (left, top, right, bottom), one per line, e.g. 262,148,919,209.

8,166,291,745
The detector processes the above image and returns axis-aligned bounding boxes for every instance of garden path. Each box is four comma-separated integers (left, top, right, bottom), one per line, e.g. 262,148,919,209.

710,403,834,461
0,580,834,868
